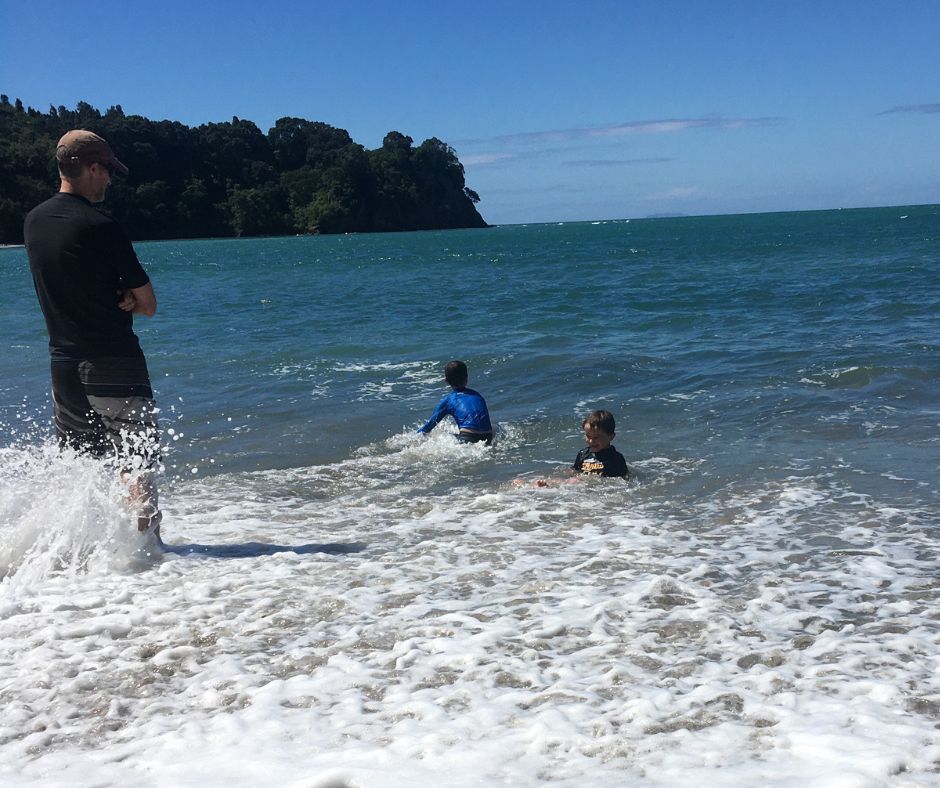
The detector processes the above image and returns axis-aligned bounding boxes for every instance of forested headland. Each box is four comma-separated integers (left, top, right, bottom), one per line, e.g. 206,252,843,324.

0,97,488,244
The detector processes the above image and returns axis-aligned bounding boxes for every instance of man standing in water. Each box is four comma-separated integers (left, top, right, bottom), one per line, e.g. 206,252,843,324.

24,130,162,538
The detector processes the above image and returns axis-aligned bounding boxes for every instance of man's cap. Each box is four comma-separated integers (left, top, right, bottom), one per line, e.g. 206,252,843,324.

55,130,129,175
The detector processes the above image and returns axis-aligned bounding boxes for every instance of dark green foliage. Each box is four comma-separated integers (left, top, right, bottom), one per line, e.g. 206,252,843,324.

0,100,487,244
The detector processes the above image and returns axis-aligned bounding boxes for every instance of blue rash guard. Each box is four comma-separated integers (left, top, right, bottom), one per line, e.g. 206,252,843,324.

418,387,493,439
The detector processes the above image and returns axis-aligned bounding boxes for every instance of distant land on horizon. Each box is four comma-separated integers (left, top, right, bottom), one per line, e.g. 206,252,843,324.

633,202,938,223
496,202,937,229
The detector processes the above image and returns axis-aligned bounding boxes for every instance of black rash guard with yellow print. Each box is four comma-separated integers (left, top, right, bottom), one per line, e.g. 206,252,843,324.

573,446,629,478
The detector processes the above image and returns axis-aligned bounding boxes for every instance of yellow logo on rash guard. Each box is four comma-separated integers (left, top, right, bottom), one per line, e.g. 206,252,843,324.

580,459,605,474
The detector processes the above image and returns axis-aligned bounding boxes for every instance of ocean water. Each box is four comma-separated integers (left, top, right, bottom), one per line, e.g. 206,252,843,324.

1,206,938,786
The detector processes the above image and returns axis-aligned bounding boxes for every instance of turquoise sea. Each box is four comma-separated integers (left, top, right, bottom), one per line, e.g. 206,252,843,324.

1,206,938,785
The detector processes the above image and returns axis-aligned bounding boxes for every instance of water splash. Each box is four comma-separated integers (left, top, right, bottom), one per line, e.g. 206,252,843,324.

0,442,161,591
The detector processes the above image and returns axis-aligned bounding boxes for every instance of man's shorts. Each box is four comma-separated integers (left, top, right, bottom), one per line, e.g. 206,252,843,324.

50,356,161,470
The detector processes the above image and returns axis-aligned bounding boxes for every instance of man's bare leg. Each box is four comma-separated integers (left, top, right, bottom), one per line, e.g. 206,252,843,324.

125,471,162,542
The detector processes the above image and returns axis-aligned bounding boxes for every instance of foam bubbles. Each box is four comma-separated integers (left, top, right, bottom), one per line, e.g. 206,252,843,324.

1,441,938,785
0,444,161,589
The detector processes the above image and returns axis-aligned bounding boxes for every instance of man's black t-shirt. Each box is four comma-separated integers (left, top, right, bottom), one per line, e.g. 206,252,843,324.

573,445,630,478
24,193,149,359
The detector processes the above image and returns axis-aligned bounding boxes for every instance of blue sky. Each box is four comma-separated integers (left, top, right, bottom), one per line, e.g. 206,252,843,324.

3,0,938,224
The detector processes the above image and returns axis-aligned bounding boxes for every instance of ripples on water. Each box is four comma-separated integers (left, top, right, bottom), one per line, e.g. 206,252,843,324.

1,207,938,784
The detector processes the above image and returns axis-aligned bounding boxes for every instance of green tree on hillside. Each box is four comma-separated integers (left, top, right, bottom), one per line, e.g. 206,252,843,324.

0,100,488,244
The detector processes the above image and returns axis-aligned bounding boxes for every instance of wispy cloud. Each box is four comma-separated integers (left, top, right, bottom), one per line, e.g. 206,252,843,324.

458,115,777,169
458,115,783,146
459,152,517,166
460,146,666,169
647,186,699,200
564,157,673,167
878,103,940,115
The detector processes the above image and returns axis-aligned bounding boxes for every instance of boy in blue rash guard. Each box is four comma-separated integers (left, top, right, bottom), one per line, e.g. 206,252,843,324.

418,360,493,444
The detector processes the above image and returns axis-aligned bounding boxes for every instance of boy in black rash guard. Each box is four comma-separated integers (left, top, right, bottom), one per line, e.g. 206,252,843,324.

572,410,630,478
515,409,629,487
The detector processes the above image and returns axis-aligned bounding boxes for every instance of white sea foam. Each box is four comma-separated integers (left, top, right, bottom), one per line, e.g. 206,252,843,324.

1,439,938,786
0,445,161,588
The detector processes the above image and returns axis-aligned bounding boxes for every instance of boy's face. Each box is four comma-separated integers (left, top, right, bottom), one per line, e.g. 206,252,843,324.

583,425,613,453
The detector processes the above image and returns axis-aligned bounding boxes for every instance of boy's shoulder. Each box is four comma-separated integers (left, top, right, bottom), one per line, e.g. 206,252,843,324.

606,445,630,477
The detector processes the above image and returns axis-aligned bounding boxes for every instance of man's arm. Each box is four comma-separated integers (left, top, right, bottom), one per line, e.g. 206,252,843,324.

118,282,157,316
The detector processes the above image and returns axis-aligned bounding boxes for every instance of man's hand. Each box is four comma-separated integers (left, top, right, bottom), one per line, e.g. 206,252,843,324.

117,289,137,312
117,283,157,316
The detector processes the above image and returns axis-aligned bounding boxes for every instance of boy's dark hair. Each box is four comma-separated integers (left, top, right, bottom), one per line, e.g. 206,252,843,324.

444,360,468,388
583,409,616,435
